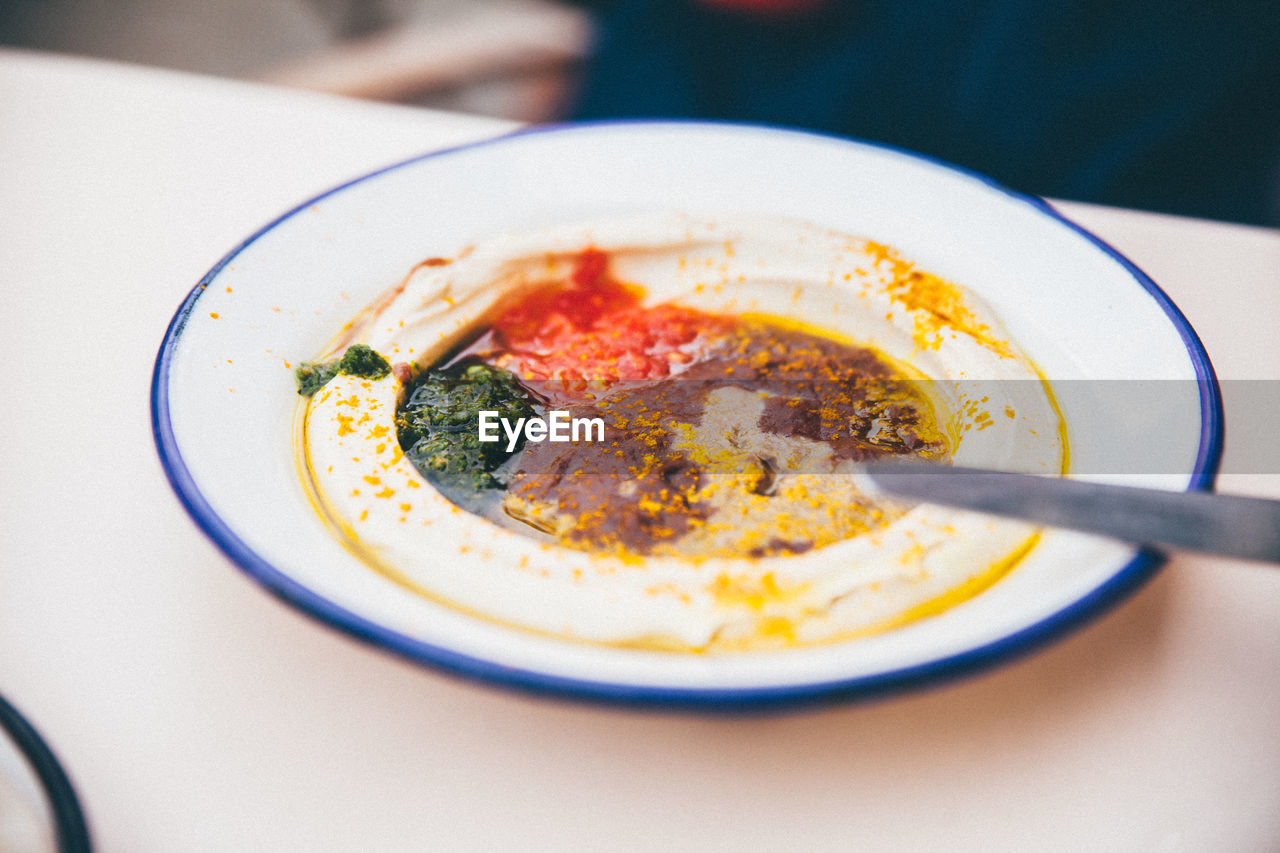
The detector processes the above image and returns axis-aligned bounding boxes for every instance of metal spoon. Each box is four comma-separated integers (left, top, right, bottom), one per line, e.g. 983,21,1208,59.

863,461,1280,563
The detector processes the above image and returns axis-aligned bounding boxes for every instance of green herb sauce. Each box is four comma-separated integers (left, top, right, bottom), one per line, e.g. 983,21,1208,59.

295,344,391,396
395,363,537,492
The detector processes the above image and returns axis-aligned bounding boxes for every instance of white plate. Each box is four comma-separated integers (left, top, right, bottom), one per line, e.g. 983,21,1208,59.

152,122,1221,709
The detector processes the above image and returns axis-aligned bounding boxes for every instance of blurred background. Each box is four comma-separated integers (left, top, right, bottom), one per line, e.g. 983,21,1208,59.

0,0,593,119
3,0,1278,226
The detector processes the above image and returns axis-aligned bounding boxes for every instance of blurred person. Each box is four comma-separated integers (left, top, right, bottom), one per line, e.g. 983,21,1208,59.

567,0,1280,226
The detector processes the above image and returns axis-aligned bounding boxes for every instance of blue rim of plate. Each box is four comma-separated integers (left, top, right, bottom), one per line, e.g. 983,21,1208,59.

0,694,92,851
151,120,1224,712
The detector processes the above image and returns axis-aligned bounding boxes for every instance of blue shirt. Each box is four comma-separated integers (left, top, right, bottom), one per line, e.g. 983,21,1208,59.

571,0,1280,225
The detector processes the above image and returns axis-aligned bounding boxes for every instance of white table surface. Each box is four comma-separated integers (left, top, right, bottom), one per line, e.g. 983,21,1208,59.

3,49,1279,853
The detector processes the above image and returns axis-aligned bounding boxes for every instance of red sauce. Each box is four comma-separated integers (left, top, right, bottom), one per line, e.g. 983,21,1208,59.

490,250,731,385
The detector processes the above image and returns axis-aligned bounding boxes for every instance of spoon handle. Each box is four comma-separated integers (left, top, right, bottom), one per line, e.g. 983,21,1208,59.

865,463,1280,564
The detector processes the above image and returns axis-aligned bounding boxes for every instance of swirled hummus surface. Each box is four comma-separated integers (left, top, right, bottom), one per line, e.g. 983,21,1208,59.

297,214,1064,650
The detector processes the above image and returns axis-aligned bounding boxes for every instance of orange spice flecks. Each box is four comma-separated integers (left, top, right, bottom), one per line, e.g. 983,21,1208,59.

866,241,1013,358
709,571,795,611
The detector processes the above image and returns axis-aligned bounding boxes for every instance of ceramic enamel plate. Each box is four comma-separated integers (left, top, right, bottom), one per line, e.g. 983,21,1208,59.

152,122,1221,710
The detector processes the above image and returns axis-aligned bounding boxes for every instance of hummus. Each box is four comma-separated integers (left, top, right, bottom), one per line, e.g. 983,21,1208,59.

298,214,1064,650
